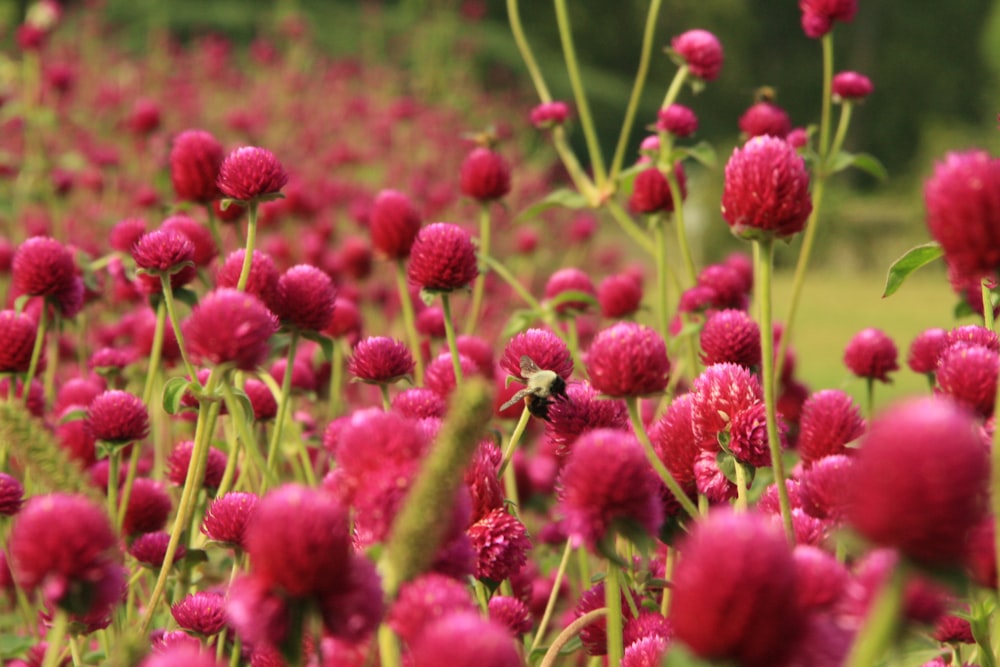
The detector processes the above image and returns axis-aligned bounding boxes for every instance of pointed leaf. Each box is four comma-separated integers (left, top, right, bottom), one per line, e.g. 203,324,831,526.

616,162,645,198
162,376,194,415
301,330,334,361
882,242,943,297
514,188,589,222
228,387,257,430
172,286,199,308
828,150,888,181
546,290,599,311
501,308,540,339
677,140,717,168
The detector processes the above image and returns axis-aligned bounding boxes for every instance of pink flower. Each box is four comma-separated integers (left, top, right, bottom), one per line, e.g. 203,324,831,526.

0,310,37,373
12,236,76,299
86,390,149,444
699,308,761,368
349,336,415,384
798,454,855,521
183,289,278,370
171,591,227,636
407,612,522,667
274,264,337,332
0,473,24,516
369,189,422,260
170,129,224,204
544,267,597,314
545,381,629,457
935,343,999,418
391,387,447,419
799,0,858,39
670,29,724,81
459,147,511,202
738,101,792,139
217,146,288,202
499,328,573,381
832,71,874,102
467,508,531,582
425,352,479,397
797,389,865,465
907,327,948,375
131,229,197,293
407,223,478,292
586,322,670,397
167,440,227,489
628,164,687,214
130,531,185,567
649,393,699,494
201,491,259,549
657,104,698,137
388,573,477,645
530,101,571,129
689,362,762,450
488,596,532,636
721,136,812,241
215,249,280,310
843,327,899,382
598,273,643,319
161,214,218,267
121,478,172,536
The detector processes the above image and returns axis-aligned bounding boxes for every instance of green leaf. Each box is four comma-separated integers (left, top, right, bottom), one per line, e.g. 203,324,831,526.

58,407,87,423
162,376,194,415
882,242,943,297
228,387,257,430
0,632,35,658
616,162,645,198
181,548,209,566
827,150,888,181
514,188,589,222
546,289,599,311
172,286,199,308
677,140,717,168
301,330,334,361
663,643,718,667
500,308,539,339
954,298,978,319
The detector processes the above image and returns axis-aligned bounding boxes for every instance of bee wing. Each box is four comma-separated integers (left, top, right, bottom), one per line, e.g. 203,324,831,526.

500,388,533,412
519,355,542,378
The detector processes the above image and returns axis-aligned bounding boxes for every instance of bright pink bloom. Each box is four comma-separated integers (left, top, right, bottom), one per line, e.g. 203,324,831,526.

907,327,948,375
170,129,224,203
544,267,597,314
167,440,227,489
699,308,761,368
215,249,280,310
122,478,172,535
530,101,571,129
586,322,670,397
130,531,184,567
738,101,792,139
388,573,477,645
832,71,874,101
670,29,724,81
131,229,197,293
86,390,149,444
488,596,532,636
499,328,574,381
843,327,899,382
798,454,855,521
0,473,24,516
392,387,447,419
467,508,531,582
12,236,76,298
349,336,415,384
217,146,288,202
657,104,698,137
544,381,629,457
274,264,337,332
799,0,858,39
369,189,422,260
459,147,511,202
0,310,37,373
407,612,522,667
407,223,478,292
797,389,865,465
161,214,218,267
936,343,999,418
201,491,259,549
628,163,687,214
689,362,762,450
171,591,227,637
183,289,278,370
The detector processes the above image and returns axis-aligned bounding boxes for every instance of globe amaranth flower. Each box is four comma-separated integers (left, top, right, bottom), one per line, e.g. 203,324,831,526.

574,581,638,656
201,491,259,549
544,381,629,458
799,0,858,39
907,327,948,376
161,214,218,267
699,308,761,368
947,323,1000,351
86,389,149,444
689,362,762,450
170,129,224,204
407,612,522,667
392,387,446,419
738,101,792,139
657,104,698,138
12,236,77,298
171,591,227,637
729,402,784,468
670,509,801,667
670,29,724,82
530,101,571,130
488,596,532,637
121,478,172,536
459,147,511,202
544,267,597,314
407,222,478,292
425,352,479,398
132,229,197,293
217,146,288,202
0,310,37,373
183,288,278,370
622,636,669,667
628,163,687,215
0,473,24,516
924,150,1000,286
349,336,415,384
797,389,865,465
721,135,812,241
215,249,280,310
649,393,700,496
598,273,643,319
467,508,531,582
832,71,873,102
843,327,899,383
935,343,999,419
798,454,855,522
130,531,185,568
499,328,574,382
849,398,989,567
167,440,227,489
369,189,422,260
558,429,664,550
585,322,670,397
387,573,478,645
140,644,223,667
274,264,337,332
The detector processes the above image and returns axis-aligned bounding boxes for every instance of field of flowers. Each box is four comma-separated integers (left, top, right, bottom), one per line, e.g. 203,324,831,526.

1,1,999,666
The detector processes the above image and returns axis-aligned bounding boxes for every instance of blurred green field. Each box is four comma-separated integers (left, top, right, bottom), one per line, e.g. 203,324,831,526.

771,268,964,411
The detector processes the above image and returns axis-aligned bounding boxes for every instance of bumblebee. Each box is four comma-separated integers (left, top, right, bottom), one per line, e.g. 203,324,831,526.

499,355,568,421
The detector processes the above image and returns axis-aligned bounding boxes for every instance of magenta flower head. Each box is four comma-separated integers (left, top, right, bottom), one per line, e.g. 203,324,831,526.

349,336,415,384
130,531,184,568
530,101,571,129
586,322,670,397
407,222,478,292
738,101,792,139
183,289,278,370
844,327,899,383
167,440,227,489
140,644,222,667
699,308,761,368
558,429,663,550
649,393,700,495
87,389,149,445
948,323,1000,351
907,327,948,376
132,229,197,293
849,398,989,567
217,146,288,203
935,343,999,418
721,136,812,241
544,267,597,314
408,612,522,667
467,508,531,582
0,473,24,516
544,381,629,457
459,147,511,202
924,150,1000,285
388,573,478,645
598,273,643,319
370,189,422,260
797,389,865,465
628,163,687,214
799,0,858,39
12,236,76,299
8,493,120,615
670,509,801,667
170,129,224,204
161,214,218,268
171,591,227,637
488,596,532,637
500,328,574,382
689,362,762,450
122,478,172,536
832,71,874,102
670,29,724,82
274,264,336,332
245,484,352,597
0,310,37,373
201,491,259,550
657,104,698,137
216,249,280,309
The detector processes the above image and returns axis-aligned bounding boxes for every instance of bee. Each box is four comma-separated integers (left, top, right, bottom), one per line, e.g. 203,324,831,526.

499,355,568,421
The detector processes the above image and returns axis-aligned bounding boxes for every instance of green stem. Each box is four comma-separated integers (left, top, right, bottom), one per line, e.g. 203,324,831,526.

991,351,1000,614
565,317,585,377
379,384,392,412
818,34,835,157
22,302,48,405
844,563,906,667
439,292,464,388
606,199,657,255
659,546,674,616
660,64,690,112
756,238,795,544
865,376,875,422
505,0,553,102
40,608,69,667
481,254,546,314
828,101,854,161
265,332,300,486
160,276,200,384
107,447,122,529
529,540,574,654
235,201,259,291
984,278,996,330
395,261,424,385
626,397,698,518
328,339,346,418
653,219,670,342
734,462,748,511
465,204,492,335
553,0,606,189
378,623,402,667
667,173,697,287
604,566,624,665
539,608,608,667
42,312,59,404
204,203,225,258
220,383,278,491
608,0,664,185
498,405,532,479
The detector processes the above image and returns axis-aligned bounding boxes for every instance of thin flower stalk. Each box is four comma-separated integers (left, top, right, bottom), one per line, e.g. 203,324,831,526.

529,540,574,654
465,204,492,335
497,404,531,479
605,566,625,665
439,292,464,388
844,563,906,667
265,332,300,486
395,260,424,384
21,304,48,406
626,396,699,519
160,274,200,385
235,201,259,292
539,608,608,667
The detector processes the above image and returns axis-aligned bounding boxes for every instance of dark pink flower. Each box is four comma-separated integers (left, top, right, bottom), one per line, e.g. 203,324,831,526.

161,214,218,267
388,573,478,645
721,136,812,241
0,473,24,516
729,402,784,468
530,101,571,129
122,478,172,535
545,381,629,457
167,441,227,489
201,491,259,549
844,327,899,383
699,308,761,368
12,236,76,298
391,387,447,419
670,29,724,81
738,101,792,139
947,324,1000,351
585,322,670,397
215,250,280,310
274,264,337,332
140,645,222,667
127,98,161,135
622,636,668,667
244,378,278,421
544,267,597,314
425,352,479,398
226,574,289,648
132,229,197,293
935,343,999,418
499,328,573,381
574,581,638,655
407,223,478,292
598,273,643,319
86,390,149,444
907,327,948,375
649,393,700,495
849,398,989,566
670,509,801,667
407,612,522,667
797,389,865,465
657,104,698,137
799,0,858,39
628,164,687,215
798,454,855,521
130,531,185,567
349,336,415,384
792,545,848,613
110,218,147,253
467,508,531,582
217,146,288,202
488,596,532,636
0,310,37,373
318,552,384,641
370,189,422,260
183,289,278,370
170,129,224,204
459,147,511,202
832,71,873,102
171,591,227,636
689,362,762,450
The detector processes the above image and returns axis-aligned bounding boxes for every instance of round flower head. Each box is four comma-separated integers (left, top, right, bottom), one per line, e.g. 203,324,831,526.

935,343,999,418
171,591,227,637
325,296,362,342
657,103,698,137
649,393,700,496
87,390,149,444
843,327,899,383
689,362,762,450
170,129,224,204
226,574,290,649
425,352,479,397
729,402,784,468
467,508,531,582
488,595,532,636
738,101,792,139
161,214,218,267
670,29,724,81
574,581,638,655
585,322,670,397
558,429,664,550
628,163,687,214
849,398,989,566
415,305,446,338
544,267,597,314
167,440,227,489
408,612,522,667
799,0,858,39
499,328,574,381
798,454,855,521
623,610,672,647
388,573,478,645
907,327,948,375
459,147,511,202
274,264,336,332
392,387,447,419
924,150,1000,285
947,324,1000,352
544,381,629,457
201,491,259,549
0,310,37,373
370,189,422,260
349,336,415,384
216,249,280,310
407,222,478,292
530,101,571,129
122,478,172,536
183,288,278,370
622,636,668,667
110,218,147,253
127,98,161,135
132,229,197,293
721,135,812,240
0,473,24,516
245,484,352,597
832,71,873,102
130,531,185,568
797,389,865,465
217,146,288,202
598,273,643,319
670,509,801,667
699,308,761,368
12,236,76,298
